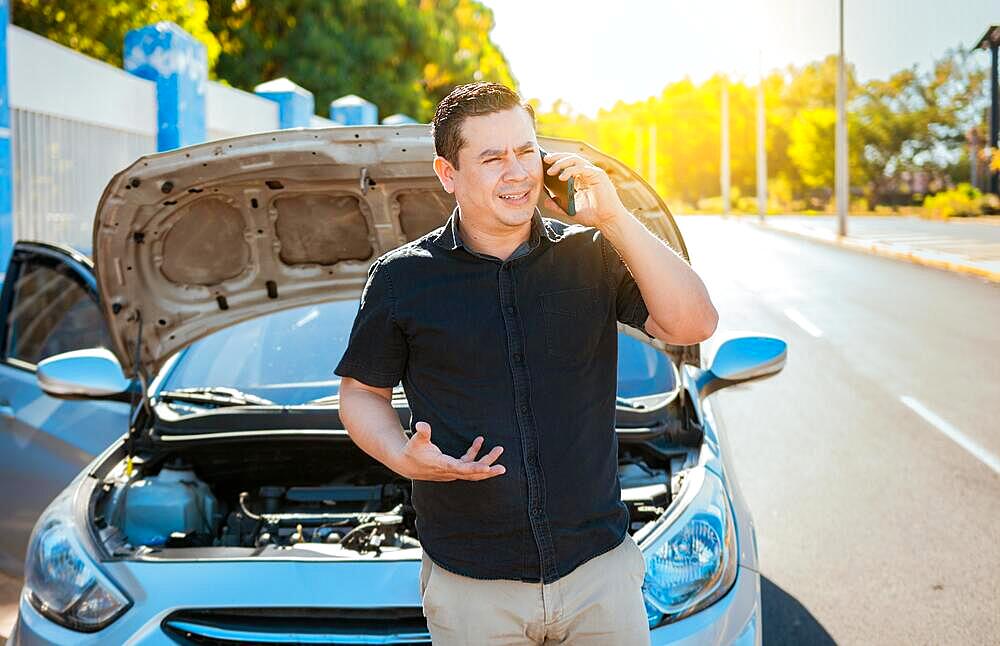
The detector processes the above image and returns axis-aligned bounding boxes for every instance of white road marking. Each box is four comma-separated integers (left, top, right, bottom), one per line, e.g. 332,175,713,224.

900,396,1000,476
782,307,823,338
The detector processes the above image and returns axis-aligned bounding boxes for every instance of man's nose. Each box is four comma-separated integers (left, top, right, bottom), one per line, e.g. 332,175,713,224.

502,155,530,181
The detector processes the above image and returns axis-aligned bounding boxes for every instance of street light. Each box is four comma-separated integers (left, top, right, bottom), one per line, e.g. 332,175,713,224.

721,76,731,215
974,25,1000,196
835,0,848,236
757,51,767,222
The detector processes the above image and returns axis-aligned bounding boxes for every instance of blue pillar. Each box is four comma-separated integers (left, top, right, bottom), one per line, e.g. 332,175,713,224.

330,94,378,126
123,22,207,151
254,78,314,129
0,0,12,271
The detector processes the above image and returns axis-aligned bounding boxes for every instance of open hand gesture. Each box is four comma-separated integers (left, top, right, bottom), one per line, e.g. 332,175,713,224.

395,421,506,482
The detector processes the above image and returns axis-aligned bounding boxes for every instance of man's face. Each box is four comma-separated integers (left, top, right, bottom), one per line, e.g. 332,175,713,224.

434,107,542,231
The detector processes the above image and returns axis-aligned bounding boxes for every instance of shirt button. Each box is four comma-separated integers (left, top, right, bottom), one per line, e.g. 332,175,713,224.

519,404,528,413
513,352,523,363
506,306,514,314
531,507,542,517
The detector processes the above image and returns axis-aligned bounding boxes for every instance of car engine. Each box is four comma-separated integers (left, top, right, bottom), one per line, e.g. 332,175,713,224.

93,438,676,559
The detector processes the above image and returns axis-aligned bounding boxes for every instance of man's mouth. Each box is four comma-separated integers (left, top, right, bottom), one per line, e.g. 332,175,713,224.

498,190,530,205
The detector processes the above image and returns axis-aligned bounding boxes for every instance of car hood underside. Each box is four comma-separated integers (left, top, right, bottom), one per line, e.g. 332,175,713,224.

93,124,687,378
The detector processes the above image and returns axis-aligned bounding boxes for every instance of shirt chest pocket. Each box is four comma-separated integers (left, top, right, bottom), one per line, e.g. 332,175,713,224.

539,286,604,366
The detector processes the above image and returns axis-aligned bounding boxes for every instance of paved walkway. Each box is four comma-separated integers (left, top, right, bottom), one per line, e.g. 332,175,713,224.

719,215,1000,282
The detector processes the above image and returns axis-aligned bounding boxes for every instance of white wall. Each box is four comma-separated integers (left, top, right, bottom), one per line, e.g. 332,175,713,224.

206,81,279,141
8,25,156,136
310,114,336,128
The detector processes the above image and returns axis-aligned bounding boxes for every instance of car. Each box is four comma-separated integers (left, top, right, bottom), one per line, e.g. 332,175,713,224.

8,124,786,645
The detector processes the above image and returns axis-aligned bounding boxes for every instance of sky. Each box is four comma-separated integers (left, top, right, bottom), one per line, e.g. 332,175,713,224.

487,0,1000,116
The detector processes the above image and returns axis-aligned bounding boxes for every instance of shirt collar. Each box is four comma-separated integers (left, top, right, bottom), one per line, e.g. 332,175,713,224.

432,203,558,253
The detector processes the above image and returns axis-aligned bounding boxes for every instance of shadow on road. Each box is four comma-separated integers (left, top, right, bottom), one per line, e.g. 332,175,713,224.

762,576,836,645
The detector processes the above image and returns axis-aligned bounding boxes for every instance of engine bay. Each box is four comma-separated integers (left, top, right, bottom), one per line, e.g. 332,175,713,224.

92,436,685,561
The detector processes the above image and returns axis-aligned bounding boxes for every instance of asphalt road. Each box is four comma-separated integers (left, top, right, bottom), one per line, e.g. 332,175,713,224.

677,216,1000,645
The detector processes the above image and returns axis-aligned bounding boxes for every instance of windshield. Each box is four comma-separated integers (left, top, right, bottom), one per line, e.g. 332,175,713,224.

161,300,676,406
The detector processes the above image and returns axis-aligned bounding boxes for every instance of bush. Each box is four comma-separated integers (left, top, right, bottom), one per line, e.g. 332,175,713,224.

922,184,984,218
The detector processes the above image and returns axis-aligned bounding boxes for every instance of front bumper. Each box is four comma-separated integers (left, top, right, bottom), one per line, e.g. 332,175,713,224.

11,562,760,645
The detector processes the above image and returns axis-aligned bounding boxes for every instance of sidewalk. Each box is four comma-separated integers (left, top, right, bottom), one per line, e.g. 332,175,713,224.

728,215,1000,283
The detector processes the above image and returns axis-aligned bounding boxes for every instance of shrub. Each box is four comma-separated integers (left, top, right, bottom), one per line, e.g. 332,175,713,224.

922,184,984,218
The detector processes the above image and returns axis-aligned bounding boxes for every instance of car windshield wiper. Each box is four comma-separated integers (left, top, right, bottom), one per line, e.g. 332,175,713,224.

157,387,275,408
308,385,406,406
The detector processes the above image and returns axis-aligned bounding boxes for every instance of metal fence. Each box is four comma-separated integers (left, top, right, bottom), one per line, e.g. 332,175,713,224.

10,108,155,253
8,25,159,252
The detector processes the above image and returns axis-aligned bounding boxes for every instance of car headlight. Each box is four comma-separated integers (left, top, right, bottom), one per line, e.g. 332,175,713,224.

24,513,130,631
640,466,738,628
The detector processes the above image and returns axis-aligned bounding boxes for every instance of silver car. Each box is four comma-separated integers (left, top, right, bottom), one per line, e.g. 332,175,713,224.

8,125,786,644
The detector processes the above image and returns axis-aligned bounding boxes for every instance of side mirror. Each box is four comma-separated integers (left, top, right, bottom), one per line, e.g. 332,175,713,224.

37,348,137,402
697,334,787,398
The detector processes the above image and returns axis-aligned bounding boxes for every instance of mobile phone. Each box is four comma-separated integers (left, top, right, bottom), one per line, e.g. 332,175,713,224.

538,146,576,216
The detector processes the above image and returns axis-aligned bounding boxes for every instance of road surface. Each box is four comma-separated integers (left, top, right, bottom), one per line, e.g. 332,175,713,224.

679,216,1000,645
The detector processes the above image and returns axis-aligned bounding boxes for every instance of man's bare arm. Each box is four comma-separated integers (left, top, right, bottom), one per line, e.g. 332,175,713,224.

338,376,506,482
598,212,718,345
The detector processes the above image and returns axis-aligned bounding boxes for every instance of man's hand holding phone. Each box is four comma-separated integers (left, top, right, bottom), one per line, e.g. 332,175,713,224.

540,150,629,230
392,421,506,482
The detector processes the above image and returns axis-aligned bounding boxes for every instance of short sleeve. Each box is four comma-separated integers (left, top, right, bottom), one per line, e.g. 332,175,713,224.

334,258,408,388
598,232,651,335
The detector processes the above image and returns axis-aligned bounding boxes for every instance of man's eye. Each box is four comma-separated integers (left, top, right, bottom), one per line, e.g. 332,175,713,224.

484,158,500,164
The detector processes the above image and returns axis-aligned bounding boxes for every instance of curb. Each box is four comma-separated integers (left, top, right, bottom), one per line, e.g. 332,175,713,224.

742,219,1000,284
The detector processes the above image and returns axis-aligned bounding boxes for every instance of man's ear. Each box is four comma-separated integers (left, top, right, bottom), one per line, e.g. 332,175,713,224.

433,155,456,194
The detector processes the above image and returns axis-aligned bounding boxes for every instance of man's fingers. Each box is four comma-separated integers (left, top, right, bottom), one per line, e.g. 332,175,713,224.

558,163,601,183
475,445,504,467
444,456,506,479
460,436,485,462
456,463,507,481
543,152,584,174
413,421,432,442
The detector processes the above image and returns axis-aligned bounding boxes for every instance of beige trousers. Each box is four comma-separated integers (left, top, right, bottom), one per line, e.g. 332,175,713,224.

418,534,651,645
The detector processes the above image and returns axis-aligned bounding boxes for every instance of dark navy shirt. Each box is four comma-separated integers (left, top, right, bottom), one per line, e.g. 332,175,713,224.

335,205,650,583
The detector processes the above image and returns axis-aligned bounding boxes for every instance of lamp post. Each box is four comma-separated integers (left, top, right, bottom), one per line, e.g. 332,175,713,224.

721,76,731,215
975,25,1000,196
835,0,848,236
757,52,767,222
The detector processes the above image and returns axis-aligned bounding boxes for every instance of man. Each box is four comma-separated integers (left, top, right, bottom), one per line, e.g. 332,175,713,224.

335,82,718,645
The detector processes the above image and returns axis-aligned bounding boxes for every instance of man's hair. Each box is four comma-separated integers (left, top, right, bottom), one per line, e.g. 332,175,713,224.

431,82,536,169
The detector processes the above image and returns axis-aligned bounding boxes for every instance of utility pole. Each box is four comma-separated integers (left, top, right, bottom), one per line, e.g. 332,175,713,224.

756,52,767,221
634,125,644,178
835,0,849,236
721,77,731,215
648,123,657,192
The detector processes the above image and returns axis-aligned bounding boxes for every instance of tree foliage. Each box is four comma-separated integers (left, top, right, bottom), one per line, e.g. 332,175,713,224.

206,0,516,122
12,0,221,70
536,49,988,211
12,1,988,209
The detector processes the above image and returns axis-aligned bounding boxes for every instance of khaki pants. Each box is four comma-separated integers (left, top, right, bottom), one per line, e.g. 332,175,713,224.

418,534,651,645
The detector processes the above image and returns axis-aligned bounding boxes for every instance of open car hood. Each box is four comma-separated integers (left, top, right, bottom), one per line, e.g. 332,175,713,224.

93,124,691,378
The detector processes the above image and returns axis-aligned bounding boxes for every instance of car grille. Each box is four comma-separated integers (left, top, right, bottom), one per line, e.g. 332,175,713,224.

161,607,431,645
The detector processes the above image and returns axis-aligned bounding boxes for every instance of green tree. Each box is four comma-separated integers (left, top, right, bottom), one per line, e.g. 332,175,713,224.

852,47,987,203
207,0,517,122
13,0,221,71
